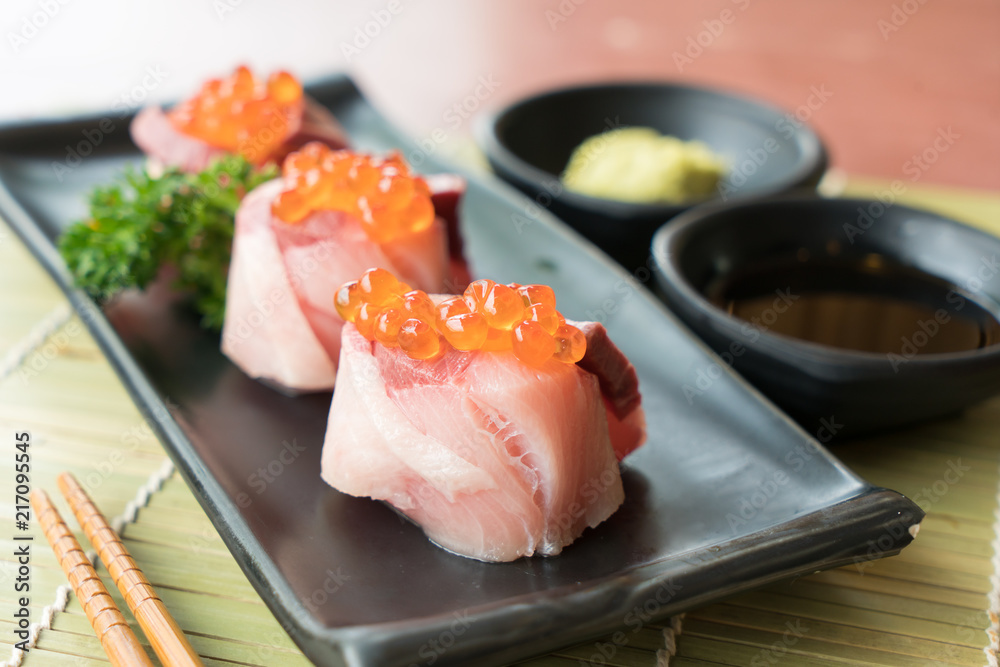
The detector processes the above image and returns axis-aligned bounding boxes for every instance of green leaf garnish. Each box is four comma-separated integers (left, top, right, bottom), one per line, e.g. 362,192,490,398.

58,155,277,330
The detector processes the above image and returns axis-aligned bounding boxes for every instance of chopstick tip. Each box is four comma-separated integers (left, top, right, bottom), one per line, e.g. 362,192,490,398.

57,470,80,493
29,487,50,506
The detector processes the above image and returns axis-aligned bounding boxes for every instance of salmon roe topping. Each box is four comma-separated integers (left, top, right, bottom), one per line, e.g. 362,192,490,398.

270,142,435,243
398,319,440,359
513,321,556,366
168,66,303,162
337,268,587,365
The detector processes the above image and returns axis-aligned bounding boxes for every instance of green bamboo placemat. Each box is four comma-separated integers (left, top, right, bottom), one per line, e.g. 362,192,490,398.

1,179,998,666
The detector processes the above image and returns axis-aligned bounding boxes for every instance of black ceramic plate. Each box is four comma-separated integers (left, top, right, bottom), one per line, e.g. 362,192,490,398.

0,75,921,667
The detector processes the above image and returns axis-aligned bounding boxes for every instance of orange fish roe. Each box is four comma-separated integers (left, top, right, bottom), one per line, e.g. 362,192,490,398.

336,268,587,365
270,143,435,243
398,319,440,359
168,66,303,162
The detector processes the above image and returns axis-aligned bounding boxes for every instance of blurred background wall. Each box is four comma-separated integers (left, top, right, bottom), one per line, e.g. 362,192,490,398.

1,0,996,189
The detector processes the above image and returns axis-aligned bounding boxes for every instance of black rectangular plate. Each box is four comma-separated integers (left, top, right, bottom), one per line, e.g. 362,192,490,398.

0,75,922,667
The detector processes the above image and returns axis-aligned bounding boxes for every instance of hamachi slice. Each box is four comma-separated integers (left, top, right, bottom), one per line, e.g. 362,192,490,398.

221,179,451,392
130,97,348,172
425,173,471,290
321,323,645,562
573,320,646,461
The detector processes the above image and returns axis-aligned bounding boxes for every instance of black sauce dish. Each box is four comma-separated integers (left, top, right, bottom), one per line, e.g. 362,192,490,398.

476,81,829,269
651,195,1000,439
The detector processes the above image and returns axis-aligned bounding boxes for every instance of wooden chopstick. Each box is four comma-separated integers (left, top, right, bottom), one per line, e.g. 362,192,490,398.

30,489,154,667
57,472,205,667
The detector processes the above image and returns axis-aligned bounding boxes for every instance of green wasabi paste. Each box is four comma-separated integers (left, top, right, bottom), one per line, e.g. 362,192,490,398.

562,127,726,204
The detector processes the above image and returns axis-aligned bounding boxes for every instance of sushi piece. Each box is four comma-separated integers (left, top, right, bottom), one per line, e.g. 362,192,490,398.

222,144,466,392
321,272,645,562
423,172,472,289
130,66,348,172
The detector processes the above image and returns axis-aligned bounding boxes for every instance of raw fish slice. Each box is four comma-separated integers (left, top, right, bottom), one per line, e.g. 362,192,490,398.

604,398,647,462
222,180,450,391
379,219,452,299
130,105,227,173
265,98,351,164
574,320,646,460
272,186,450,356
221,184,336,391
321,325,626,562
130,97,348,173
425,173,471,290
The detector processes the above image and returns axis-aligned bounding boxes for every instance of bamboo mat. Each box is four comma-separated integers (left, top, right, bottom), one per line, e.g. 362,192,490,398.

0,180,998,667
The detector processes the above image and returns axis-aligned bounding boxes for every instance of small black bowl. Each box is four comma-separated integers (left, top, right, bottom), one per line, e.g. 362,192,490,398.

652,196,1000,439
476,81,828,269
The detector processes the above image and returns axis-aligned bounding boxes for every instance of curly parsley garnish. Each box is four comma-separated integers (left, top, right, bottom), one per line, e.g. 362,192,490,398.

58,155,277,330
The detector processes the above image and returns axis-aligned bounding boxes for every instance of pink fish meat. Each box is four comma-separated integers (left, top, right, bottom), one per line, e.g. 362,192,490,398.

130,97,348,173
221,179,455,392
321,322,646,562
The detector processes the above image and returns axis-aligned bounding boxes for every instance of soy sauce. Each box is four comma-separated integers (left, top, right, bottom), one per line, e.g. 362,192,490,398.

706,255,1000,355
